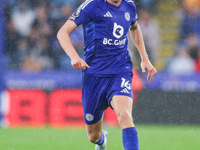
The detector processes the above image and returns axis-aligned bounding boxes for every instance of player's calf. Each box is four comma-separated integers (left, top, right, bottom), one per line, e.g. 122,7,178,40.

87,131,102,143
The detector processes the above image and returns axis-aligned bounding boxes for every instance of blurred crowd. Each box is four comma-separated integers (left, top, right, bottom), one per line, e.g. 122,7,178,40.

5,0,84,71
4,0,161,72
4,0,200,74
167,0,200,75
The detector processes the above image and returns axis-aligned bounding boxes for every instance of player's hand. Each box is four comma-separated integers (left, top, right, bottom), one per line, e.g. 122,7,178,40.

141,59,157,82
71,56,90,70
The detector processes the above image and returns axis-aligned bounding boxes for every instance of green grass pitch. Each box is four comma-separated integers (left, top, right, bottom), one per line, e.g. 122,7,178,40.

0,125,200,150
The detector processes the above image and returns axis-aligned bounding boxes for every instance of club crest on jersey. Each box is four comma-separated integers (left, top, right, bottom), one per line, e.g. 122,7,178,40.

86,113,94,121
113,23,124,39
125,12,130,21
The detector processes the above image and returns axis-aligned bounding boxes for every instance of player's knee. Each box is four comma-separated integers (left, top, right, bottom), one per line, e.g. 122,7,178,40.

117,110,133,127
87,132,101,143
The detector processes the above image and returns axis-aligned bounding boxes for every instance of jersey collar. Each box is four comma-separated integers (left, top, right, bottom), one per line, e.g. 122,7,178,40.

105,0,123,8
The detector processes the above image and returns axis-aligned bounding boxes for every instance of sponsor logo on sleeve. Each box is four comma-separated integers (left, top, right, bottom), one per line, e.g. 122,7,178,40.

135,14,138,20
69,6,82,20
69,0,94,20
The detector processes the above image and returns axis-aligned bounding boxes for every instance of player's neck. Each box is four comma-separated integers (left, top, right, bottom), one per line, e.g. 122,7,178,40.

106,0,122,7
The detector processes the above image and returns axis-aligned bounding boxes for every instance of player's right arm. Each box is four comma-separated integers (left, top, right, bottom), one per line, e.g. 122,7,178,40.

57,20,90,70
58,0,96,70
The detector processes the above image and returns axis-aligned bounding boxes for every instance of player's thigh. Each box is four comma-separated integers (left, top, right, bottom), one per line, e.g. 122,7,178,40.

111,95,133,116
111,95,134,128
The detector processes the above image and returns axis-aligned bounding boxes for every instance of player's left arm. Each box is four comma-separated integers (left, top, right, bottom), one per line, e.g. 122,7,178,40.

129,21,157,82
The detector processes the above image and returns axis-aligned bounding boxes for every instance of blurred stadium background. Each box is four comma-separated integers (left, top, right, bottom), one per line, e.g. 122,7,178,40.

0,0,200,149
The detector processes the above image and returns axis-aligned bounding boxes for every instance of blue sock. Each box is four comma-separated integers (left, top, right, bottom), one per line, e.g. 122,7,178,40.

94,132,105,145
122,127,139,150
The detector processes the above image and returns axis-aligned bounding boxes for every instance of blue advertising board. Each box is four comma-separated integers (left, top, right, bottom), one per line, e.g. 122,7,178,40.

4,70,82,90
3,70,200,92
142,71,200,91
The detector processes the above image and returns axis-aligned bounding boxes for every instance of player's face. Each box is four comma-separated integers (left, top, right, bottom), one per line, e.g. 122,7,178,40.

113,0,120,3
107,0,122,6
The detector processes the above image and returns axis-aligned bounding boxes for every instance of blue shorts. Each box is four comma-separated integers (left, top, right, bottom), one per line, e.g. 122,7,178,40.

82,72,133,125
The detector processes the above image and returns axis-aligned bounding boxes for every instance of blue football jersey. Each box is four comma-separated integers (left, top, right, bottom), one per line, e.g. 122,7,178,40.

69,0,138,76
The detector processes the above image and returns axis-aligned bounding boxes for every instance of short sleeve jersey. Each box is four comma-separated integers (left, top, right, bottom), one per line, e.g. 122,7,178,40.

69,0,138,77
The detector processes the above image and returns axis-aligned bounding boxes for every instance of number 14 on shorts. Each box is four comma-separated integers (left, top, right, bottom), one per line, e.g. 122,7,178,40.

120,78,131,94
